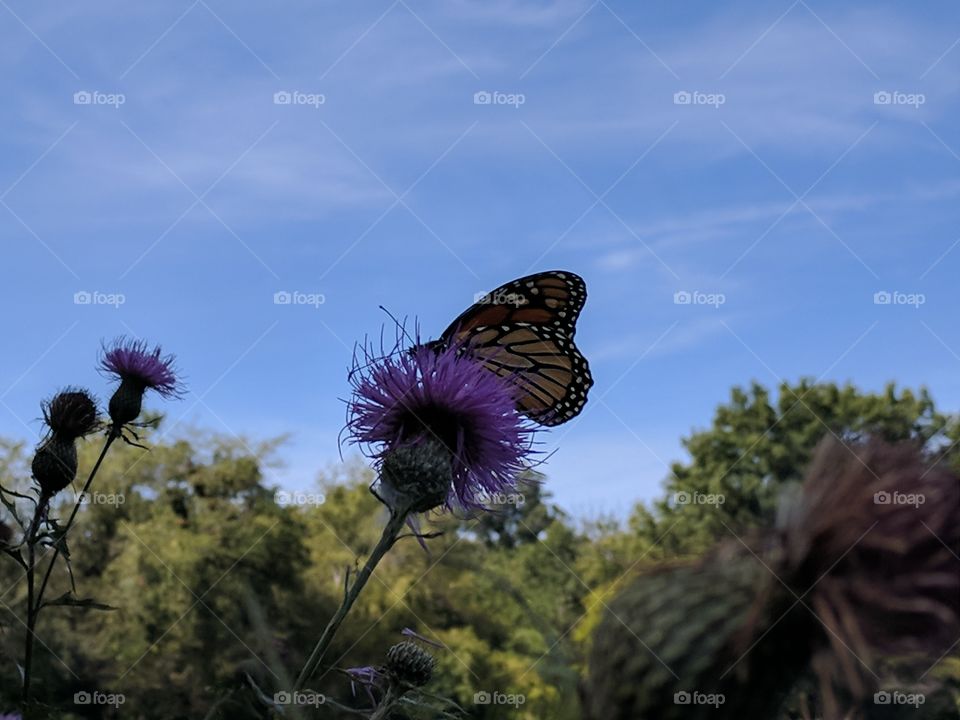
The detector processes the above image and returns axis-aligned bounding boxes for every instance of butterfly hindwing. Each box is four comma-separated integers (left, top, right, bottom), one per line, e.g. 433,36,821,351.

433,271,592,426
466,323,592,426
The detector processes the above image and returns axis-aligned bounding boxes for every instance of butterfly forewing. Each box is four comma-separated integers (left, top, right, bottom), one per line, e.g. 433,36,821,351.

439,271,587,344
436,271,592,426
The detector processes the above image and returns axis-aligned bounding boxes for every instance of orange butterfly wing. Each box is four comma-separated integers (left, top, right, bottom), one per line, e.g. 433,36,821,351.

436,271,592,426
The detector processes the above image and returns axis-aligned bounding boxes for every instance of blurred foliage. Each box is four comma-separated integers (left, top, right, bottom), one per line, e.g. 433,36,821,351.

0,380,955,718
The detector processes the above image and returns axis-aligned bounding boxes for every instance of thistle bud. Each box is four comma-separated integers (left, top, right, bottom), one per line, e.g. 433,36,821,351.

107,377,146,428
380,440,453,514
386,641,435,687
31,435,79,497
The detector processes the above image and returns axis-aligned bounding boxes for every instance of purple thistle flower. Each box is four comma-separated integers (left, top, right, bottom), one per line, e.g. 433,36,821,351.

347,341,535,513
100,338,179,396
100,338,180,429
345,665,386,706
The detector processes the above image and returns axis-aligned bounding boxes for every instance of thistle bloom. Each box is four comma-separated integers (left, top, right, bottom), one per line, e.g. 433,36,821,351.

100,338,180,428
42,388,99,440
347,342,535,513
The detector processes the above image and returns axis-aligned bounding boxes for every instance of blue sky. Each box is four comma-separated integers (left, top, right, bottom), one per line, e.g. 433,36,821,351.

1,0,958,519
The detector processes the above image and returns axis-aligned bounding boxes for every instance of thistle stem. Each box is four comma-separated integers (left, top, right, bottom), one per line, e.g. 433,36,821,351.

22,429,117,700
293,509,408,692
368,685,399,720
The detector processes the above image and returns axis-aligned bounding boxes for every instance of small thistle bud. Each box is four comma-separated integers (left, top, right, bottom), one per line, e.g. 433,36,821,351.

386,641,435,687
31,435,79,497
380,440,453,513
43,389,98,439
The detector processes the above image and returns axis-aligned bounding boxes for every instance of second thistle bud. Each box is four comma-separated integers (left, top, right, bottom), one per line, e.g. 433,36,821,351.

32,435,79,497
380,439,452,513
386,641,435,688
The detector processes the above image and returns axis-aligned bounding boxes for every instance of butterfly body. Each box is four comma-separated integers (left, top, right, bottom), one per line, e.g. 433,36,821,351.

425,271,593,426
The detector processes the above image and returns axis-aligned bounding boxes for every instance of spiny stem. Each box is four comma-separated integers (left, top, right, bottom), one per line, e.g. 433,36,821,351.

293,509,408,692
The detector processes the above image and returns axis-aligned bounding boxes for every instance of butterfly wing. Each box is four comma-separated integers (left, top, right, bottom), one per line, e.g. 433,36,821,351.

435,271,592,426
437,270,587,345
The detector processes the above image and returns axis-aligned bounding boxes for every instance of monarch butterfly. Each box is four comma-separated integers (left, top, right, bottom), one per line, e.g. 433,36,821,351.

424,270,593,426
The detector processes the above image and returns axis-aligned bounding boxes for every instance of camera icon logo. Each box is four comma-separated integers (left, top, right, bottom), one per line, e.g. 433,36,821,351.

874,691,891,704
74,91,92,105
873,290,891,305
473,91,492,105
473,691,491,704
74,290,92,305
674,691,691,704
673,91,692,105
274,291,292,305
274,691,292,705
873,91,892,105
873,491,891,504
274,91,292,105
74,691,92,704
674,290,692,305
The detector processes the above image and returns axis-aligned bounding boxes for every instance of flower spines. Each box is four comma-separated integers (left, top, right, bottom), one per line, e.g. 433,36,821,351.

42,389,98,440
